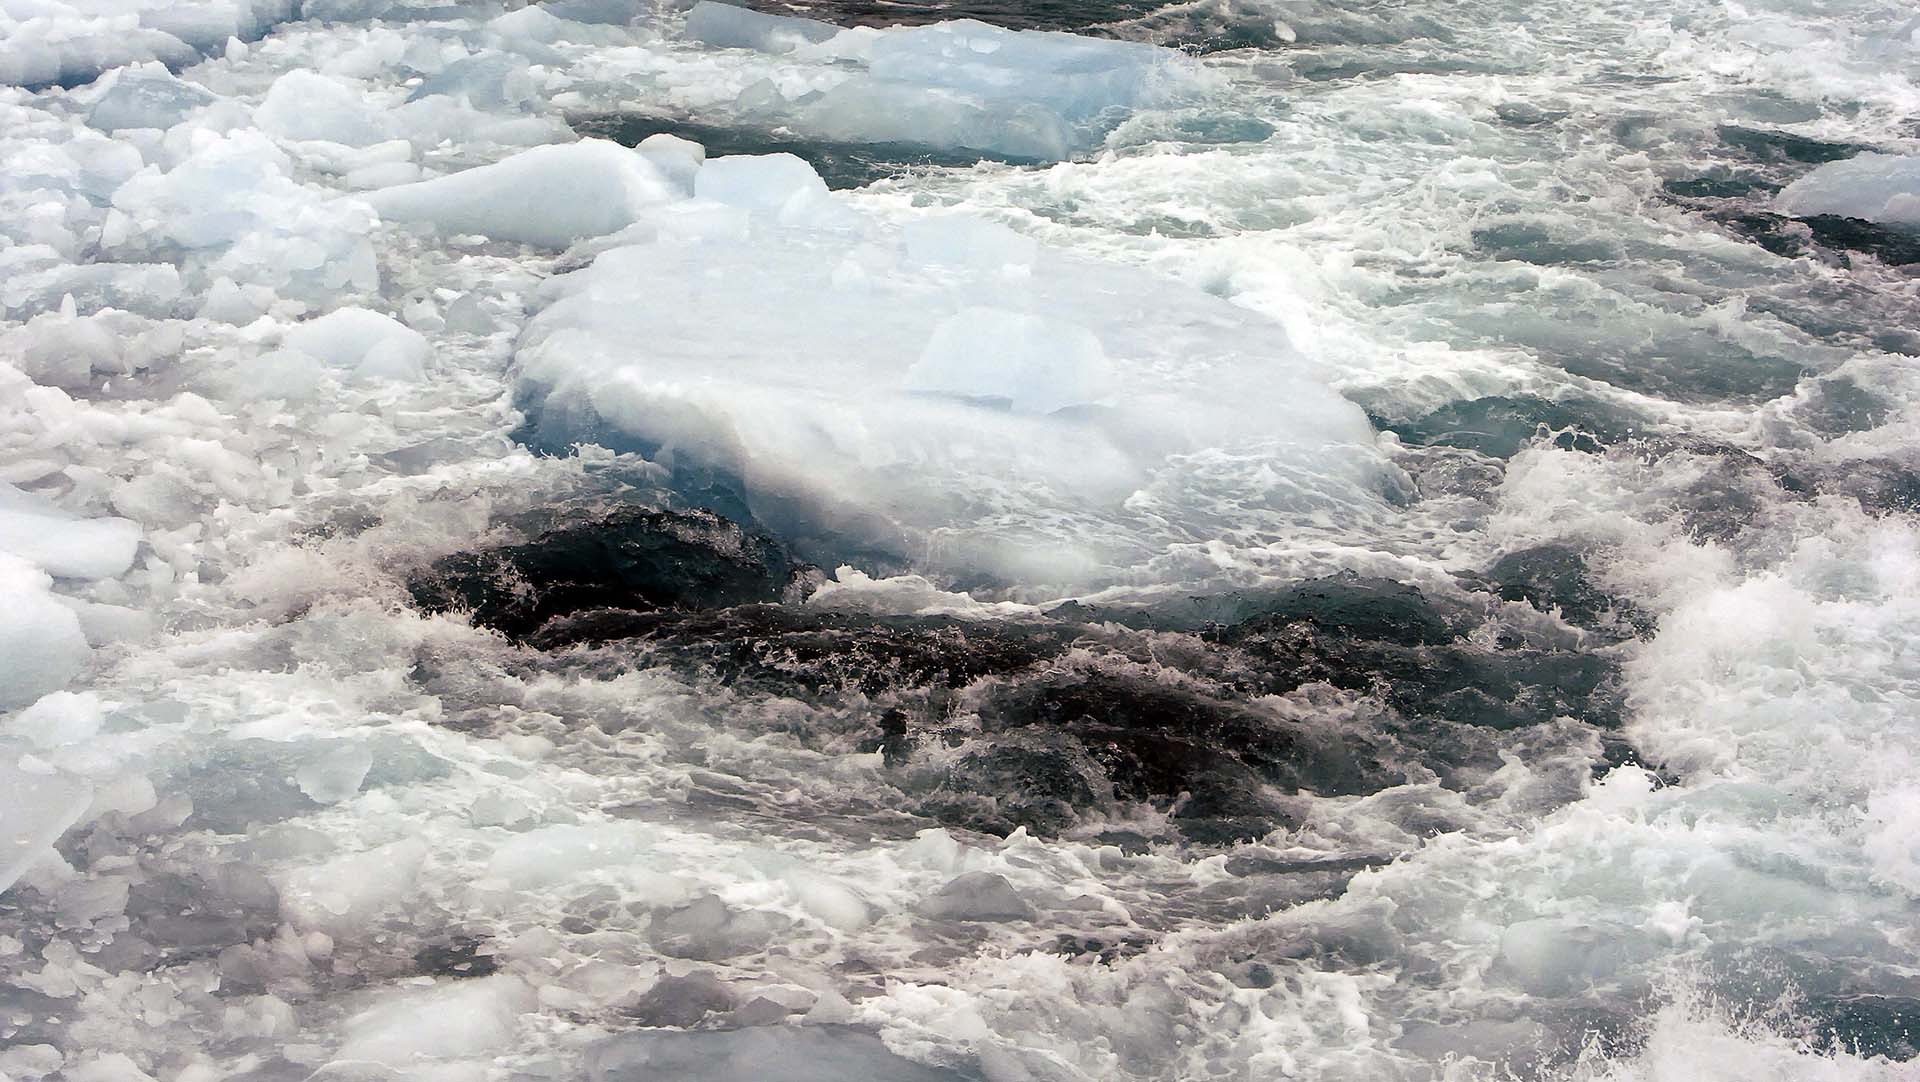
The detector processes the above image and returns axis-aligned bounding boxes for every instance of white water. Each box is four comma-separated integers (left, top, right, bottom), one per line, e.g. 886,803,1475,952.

1,0,1918,1079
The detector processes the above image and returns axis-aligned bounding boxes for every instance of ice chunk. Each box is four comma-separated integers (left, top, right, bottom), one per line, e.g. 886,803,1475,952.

255,71,392,147
693,151,829,218
54,873,130,927
586,1026,974,1082
0,556,90,709
0,18,196,89
514,201,1381,589
0,756,91,896
292,743,373,804
906,307,1113,415
684,1,840,54
443,291,495,334
279,838,428,933
650,894,790,959
0,483,139,580
688,12,1204,160
405,52,535,112
365,139,674,246
102,130,379,306
1775,152,1920,226
333,975,536,1066
85,64,216,132
915,871,1035,922
488,5,564,45
9,691,105,749
637,132,705,194
541,0,642,25
0,261,185,321
2,306,123,389
282,307,431,382
903,216,1038,270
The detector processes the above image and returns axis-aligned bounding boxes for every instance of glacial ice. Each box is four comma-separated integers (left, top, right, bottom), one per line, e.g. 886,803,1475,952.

102,129,379,307
906,307,1114,415
681,2,1205,160
637,132,705,193
683,1,839,54
1775,152,1920,226
0,0,296,88
7,690,105,750
0,481,140,580
82,63,215,132
364,139,676,247
692,150,831,217
334,975,537,1067
255,70,393,147
514,153,1380,587
282,306,431,383
278,838,429,934
0,756,92,895
406,52,537,112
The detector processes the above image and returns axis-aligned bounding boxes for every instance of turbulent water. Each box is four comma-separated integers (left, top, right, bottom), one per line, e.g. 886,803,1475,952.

2,0,1919,1079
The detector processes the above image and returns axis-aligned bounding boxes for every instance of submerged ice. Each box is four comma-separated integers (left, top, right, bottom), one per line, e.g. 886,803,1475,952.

2,0,1920,1079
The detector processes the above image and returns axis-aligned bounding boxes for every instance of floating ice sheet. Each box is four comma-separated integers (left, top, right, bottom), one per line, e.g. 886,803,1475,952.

512,151,1383,589
0,0,296,87
680,2,1207,160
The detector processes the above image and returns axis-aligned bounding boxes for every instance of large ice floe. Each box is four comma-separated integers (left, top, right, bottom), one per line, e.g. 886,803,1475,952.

675,2,1207,160
0,0,296,88
478,144,1385,588
4,0,1920,1079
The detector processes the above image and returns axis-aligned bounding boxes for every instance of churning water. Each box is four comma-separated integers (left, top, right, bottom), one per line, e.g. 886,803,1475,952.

1,0,1917,1078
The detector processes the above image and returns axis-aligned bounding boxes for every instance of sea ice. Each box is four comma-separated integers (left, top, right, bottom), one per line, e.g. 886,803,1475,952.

514,153,1381,588
281,306,431,383
8,690,105,749
102,129,379,306
1774,152,1920,226
406,52,537,112
83,63,216,132
905,307,1114,415
0,0,296,88
332,975,537,1067
0,756,92,895
255,70,393,147
692,150,829,218
278,837,429,933
364,139,676,246
681,2,1205,160
0,482,139,580
684,2,840,54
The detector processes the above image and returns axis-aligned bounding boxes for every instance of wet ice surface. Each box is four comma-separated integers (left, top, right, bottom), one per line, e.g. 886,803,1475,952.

3,0,1920,1080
